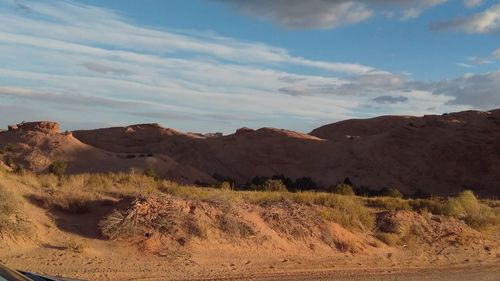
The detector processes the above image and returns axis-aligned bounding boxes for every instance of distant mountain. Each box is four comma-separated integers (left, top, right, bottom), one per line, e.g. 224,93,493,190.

2,109,499,196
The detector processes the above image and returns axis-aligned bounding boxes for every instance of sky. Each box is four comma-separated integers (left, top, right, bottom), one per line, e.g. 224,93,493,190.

0,0,499,133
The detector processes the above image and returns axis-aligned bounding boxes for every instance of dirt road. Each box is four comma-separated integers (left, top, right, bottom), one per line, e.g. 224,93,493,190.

175,266,500,281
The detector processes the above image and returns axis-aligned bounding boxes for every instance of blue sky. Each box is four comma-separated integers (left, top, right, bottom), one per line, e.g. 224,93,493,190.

0,0,499,133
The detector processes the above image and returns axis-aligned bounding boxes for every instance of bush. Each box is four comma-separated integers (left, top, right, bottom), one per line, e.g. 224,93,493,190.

143,167,158,180
215,181,233,190
261,179,288,192
379,187,403,198
48,161,67,177
329,183,355,196
442,190,499,229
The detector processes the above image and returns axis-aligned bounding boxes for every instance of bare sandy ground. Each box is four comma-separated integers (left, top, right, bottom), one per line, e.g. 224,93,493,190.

212,266,500,281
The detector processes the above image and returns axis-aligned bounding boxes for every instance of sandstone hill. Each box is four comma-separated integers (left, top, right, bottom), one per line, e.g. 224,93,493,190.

1,109,500,196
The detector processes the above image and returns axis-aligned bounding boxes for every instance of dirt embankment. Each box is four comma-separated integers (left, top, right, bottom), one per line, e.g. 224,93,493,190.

0,173,498,281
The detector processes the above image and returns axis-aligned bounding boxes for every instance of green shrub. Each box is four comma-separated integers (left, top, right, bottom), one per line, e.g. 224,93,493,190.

48,161,67,177
442,190,499,229
329,183,355,196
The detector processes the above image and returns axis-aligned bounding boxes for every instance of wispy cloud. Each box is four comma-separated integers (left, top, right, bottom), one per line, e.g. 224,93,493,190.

0,0,494,133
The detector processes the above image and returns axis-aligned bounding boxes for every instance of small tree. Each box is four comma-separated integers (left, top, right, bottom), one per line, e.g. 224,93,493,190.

49,161,67,178
261,179,288,192
329,183,355,196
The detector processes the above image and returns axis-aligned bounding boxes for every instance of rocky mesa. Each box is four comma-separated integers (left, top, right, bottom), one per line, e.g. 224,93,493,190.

1,109,500,197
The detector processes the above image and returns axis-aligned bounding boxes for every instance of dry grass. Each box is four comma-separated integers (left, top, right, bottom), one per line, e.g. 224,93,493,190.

0,184,30,238
375,232,399,246
35,188,96,213
365,197,411,211
2,171,498,243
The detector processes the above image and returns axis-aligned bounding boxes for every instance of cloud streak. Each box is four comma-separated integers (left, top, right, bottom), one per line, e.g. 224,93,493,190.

431,3,500,34
0,0,496,133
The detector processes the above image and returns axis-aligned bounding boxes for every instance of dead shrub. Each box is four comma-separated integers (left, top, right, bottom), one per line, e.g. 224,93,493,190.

99,195,205,244
261,201,320,239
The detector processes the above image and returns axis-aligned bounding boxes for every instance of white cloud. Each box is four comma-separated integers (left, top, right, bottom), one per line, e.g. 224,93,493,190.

431,3,500,33
215,0,447,29
0,0,495,133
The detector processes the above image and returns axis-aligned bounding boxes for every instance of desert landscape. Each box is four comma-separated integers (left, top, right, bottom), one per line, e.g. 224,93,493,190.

0,110,499,280
2,0,500,280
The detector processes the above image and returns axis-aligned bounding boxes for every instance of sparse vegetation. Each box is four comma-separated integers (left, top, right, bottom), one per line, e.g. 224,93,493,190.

0,185,30,238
